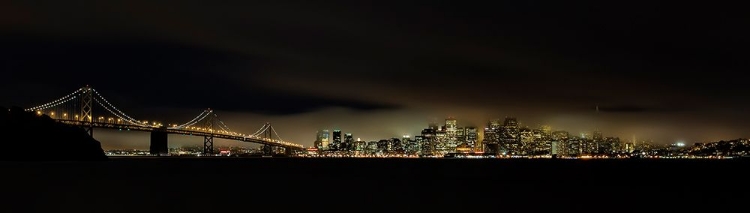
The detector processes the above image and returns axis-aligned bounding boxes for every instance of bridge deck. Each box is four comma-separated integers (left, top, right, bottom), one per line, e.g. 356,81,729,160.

56,120,304,150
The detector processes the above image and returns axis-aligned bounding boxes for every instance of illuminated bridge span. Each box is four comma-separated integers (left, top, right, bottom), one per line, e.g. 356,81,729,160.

25,86,304,155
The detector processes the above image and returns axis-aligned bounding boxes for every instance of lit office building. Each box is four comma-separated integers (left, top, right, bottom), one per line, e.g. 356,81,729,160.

405,138,420,155
331,130,342,151
500,117,521,154
421,128,436,155
445,117,457,135
519,127,534,155
390,138,404,154
341,133,353,151
483,119,502,155
465,126,478,148
314,130,330,150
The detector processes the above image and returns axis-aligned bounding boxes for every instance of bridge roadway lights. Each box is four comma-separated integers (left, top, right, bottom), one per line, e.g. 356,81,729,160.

150,127,169,156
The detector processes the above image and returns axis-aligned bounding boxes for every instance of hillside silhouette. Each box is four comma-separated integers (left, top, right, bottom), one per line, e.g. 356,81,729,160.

1,106,107,160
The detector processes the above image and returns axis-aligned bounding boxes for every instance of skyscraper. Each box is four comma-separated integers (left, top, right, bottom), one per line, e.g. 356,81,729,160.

500,117,521,154
315,130,330,150
332,130,342,150
421,128,436,155
465,126,478,148
445,117,457,137
342,133,353,151
344,133,353,143
483,119,502,154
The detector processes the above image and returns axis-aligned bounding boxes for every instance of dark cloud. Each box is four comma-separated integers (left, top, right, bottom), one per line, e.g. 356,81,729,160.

0,34,399,116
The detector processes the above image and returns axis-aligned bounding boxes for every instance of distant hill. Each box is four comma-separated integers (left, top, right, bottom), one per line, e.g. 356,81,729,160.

1,106,107,161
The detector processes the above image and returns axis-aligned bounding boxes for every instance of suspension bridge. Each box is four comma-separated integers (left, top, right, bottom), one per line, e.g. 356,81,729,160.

25,86,305,156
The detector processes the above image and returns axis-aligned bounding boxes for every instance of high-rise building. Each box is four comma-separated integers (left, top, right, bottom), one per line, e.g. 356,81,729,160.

465,126,478,148
483,119,502,155
530,126,551,156
315,130,330,150
377,139,389,153
405,138,419,155
390,138,404,153
421,128,436,155
344,133,353,143
567,137,582,156
342,133,353,151
332,130,342,150
500,117,521,154
552,131,570,156
456,127,466,141
412,136,425,155
366,141,379,154
519,127,534,154
445,117,457,137
353,139,366,152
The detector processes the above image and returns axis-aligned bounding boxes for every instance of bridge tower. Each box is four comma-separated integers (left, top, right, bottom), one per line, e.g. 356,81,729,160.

80,85,94,136
203,109,214,155
261,122,275,155
150,127,169,156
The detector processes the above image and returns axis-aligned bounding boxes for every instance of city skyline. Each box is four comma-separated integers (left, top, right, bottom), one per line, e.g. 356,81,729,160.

3,2,747,211
83,112,731,150
2,1,748,147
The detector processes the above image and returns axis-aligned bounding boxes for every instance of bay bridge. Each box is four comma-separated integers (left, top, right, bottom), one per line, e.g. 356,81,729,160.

25,86,305,156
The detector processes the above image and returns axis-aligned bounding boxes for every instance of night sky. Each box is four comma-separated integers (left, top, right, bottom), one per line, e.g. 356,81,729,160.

1,1,747,148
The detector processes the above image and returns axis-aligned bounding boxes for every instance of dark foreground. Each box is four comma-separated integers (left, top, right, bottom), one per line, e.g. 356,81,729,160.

2,158,748,212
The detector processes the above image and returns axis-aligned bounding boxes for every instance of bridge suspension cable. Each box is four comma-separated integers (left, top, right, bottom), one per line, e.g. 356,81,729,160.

170,109,211,129
214,114,232,133
251,123,271,137
93,98,146,126
25,88,82,112
90,89,149,126
270,125,285,142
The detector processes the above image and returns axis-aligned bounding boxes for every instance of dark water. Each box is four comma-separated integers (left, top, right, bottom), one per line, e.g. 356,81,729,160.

2,158,748,212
